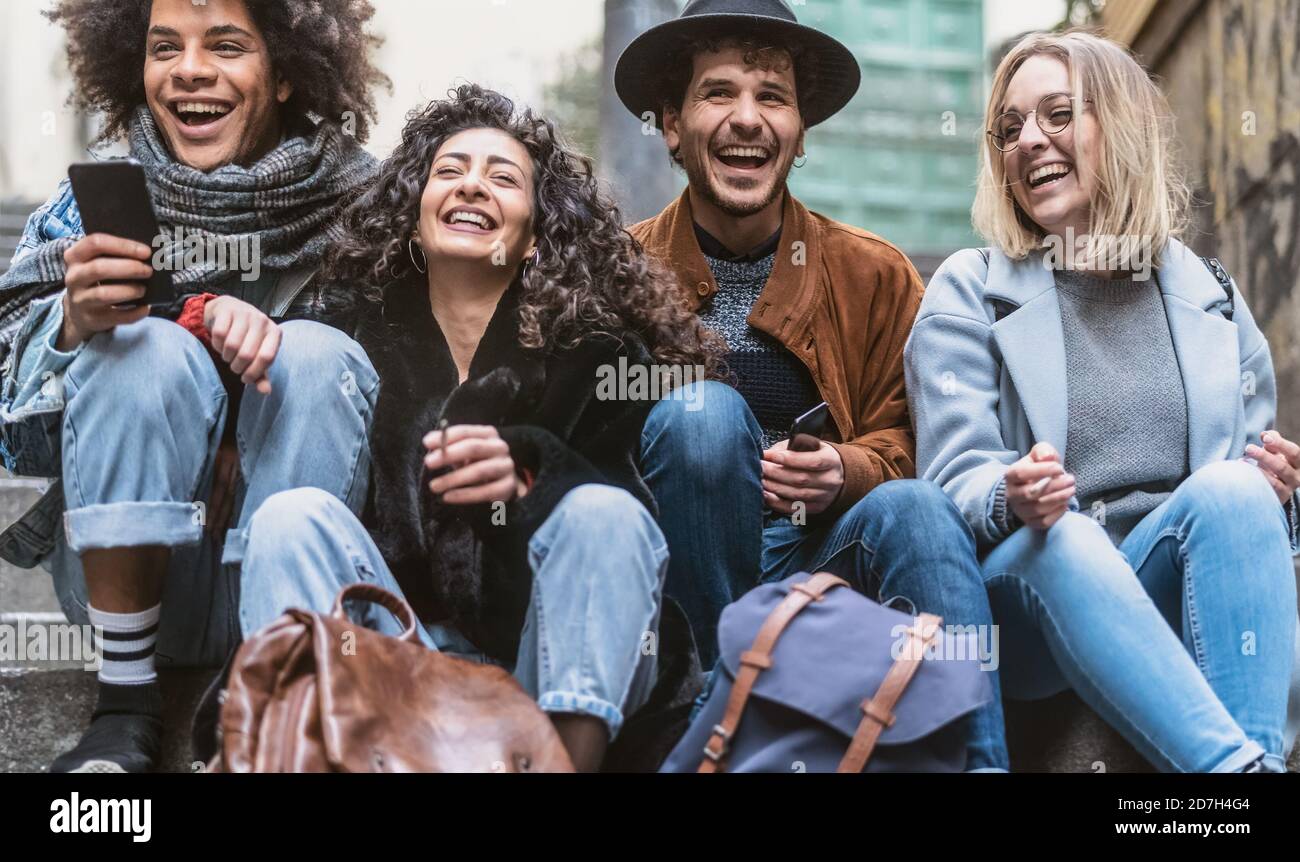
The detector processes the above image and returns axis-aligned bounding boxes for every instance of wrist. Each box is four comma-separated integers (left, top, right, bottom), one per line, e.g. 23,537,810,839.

180,293,222,348
200,294,226,328
56,294,85,351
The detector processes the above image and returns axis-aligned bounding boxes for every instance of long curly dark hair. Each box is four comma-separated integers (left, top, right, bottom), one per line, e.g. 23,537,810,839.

323,84,724,373
46,0,389,144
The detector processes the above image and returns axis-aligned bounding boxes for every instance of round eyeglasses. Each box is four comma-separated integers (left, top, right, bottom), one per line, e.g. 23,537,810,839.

988,93,1090,152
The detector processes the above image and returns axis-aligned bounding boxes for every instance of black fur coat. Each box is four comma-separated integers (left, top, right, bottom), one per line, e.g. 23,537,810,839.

354,278,659,662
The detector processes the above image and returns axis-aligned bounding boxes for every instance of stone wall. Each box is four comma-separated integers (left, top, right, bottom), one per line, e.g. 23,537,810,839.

1110,0,1300,431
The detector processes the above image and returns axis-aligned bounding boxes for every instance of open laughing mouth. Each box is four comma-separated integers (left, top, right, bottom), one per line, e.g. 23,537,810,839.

1027,161,1074,189
714,145,773,170
168,100,234,132
442,206,498,234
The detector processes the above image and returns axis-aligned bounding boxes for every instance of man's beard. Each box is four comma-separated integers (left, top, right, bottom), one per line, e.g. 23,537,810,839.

683,149,792,218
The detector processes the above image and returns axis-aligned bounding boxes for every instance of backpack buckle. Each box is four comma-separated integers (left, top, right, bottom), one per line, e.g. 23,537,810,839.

702,725,732,762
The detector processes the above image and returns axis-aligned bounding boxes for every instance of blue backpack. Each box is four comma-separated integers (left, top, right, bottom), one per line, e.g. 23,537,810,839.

661,572,992,773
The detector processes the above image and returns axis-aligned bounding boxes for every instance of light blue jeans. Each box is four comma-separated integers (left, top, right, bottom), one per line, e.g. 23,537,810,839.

45,316,378,668
237,484,669,739
984,460,1297,772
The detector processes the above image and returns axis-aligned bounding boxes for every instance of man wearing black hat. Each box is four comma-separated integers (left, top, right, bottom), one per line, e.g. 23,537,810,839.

620,0,1008,771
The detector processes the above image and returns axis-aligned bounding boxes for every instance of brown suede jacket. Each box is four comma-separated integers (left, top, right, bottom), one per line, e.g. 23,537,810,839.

628,188,923,517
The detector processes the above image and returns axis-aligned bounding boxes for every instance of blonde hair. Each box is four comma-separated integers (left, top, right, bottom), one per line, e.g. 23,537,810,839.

971,29,1189,267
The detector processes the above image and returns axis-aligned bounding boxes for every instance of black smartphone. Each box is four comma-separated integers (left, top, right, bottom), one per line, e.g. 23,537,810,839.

788,401,830,452
67,160,173,308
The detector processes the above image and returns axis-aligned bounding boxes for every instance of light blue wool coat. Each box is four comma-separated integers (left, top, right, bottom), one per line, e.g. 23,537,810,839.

905,237,1300,757
904,237,1299,552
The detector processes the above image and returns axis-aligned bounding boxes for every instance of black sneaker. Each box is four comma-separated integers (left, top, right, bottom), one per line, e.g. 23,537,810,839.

49,681,163,774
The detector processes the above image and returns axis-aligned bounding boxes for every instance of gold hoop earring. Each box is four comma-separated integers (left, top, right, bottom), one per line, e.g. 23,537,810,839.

408,238,427,274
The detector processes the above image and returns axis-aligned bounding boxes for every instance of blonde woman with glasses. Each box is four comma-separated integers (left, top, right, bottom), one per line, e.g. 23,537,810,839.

905,30,1298,772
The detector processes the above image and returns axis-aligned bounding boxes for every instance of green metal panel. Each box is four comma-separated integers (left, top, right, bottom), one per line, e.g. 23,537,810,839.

788,0,985,257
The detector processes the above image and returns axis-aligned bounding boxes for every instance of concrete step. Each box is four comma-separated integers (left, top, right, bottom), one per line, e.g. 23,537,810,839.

0,477,58,615
0,667,216,773
1006,693,1154,772
3,663,1294,773
1007,693,1300,772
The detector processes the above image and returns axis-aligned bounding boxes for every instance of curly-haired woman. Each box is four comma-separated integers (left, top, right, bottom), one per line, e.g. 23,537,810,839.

236,84,722,772
0,0,387,772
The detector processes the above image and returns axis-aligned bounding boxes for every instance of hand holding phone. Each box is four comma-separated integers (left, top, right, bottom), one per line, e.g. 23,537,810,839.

763,401,843,516
57,233,155,350
788,401,830,452
67,161,172,305
59,161,174,349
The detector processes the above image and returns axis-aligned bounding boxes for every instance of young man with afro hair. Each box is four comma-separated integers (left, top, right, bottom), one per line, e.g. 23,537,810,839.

0,0,389,773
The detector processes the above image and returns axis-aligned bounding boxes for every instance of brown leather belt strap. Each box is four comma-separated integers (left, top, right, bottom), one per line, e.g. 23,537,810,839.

698,572,850,773
837,612,943,773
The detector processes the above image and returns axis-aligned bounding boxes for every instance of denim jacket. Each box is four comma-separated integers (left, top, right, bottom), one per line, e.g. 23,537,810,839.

0,180,85,475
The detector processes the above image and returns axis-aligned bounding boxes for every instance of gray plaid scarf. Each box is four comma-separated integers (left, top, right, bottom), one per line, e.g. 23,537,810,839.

1,106,375,353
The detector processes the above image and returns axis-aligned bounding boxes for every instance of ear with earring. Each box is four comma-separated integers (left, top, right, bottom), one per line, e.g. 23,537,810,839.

793,135,807,169
408,234,427,274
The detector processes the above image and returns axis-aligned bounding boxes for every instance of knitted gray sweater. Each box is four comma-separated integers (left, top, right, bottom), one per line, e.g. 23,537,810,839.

1056,268,1190,544
698,250,821,450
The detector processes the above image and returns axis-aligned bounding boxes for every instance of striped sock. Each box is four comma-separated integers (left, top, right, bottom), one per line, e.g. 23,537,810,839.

89,604,160,686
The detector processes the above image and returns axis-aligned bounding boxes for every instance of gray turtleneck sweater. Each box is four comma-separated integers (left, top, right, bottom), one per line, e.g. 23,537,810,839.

1055,268,1190,543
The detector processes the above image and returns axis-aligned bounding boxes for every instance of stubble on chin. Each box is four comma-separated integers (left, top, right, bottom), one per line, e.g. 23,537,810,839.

686,156,789,219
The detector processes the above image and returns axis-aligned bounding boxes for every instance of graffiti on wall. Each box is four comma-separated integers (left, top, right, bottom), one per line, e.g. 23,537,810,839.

1177,0,1300,428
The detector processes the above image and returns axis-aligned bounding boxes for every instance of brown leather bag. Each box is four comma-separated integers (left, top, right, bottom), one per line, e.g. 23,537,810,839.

207,582,574,773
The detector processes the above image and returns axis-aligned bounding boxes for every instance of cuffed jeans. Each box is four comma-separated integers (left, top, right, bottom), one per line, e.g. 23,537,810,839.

984,460,1297,772
641,380,1009,770
237,484,668,740
45,316,377,668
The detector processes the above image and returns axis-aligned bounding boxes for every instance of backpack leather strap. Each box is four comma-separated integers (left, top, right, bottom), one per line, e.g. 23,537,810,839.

837,612,943,773
1200,257,1235,321
698,572,849,773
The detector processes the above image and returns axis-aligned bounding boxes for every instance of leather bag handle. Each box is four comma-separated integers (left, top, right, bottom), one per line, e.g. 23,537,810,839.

836,612,943,773
330,583,422,644
698,572,850,773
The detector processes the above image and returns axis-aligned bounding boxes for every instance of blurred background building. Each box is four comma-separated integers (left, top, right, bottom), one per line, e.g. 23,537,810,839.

789,0,990,278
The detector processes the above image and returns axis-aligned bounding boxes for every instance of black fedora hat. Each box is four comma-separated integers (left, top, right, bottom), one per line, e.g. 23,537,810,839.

614,0,861,129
